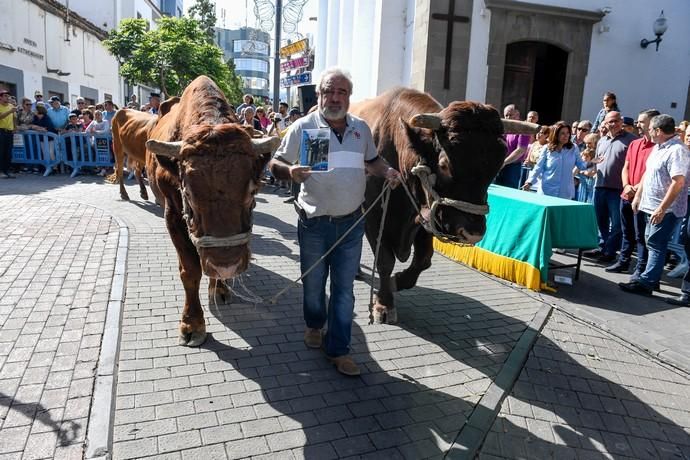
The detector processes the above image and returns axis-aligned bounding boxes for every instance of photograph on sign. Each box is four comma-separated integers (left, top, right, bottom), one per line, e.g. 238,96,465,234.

300,128,331,172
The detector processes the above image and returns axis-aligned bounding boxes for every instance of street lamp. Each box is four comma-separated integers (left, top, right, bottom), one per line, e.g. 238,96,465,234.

640,10,668,52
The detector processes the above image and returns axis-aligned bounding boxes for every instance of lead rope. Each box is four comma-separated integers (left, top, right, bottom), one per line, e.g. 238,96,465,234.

410,164,489,244
368,185,391,324
269,181,393,305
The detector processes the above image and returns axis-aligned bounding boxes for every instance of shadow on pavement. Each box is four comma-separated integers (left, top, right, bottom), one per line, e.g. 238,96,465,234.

196,251,690,458
0,392,82,447
547,252,681,316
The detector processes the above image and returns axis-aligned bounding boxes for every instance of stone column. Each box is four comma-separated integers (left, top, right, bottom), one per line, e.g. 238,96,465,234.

351,0,376,101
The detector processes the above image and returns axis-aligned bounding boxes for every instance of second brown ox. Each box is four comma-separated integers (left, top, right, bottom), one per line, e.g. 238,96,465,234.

351,87,539,323
146,76,279,346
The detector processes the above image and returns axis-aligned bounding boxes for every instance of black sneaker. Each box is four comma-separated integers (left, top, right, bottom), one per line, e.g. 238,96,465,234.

618,281,653,296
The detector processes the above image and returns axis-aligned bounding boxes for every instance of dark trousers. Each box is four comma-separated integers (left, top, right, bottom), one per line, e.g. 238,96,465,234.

0,130,13,174
495,162,522,189
682,221,690,294
620,198,647,271
594,187,622,257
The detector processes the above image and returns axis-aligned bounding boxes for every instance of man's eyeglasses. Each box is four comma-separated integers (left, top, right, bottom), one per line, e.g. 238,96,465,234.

577,127,590,132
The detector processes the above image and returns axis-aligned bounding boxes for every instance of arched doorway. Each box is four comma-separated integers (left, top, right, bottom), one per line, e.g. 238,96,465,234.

501,41,568,125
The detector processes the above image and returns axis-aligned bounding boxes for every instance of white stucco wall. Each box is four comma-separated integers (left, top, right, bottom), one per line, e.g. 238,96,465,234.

466,0,690,121
61,0,160,31
575,0,690,122
315,0,689,121
1,1,120,103
371,0,408,97
465,0,491,102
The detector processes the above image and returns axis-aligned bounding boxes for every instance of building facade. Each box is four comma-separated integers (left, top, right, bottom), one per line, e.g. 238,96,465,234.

0,0,120,105
59,0,164,31
58,0,172,103
160,0,183,18
314,0,690,124
215,27,272,102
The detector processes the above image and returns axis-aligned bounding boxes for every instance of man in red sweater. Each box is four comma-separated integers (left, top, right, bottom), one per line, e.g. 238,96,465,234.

606,109,660,275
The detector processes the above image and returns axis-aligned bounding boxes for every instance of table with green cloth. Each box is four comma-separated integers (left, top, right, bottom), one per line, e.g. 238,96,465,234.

433,184,599,291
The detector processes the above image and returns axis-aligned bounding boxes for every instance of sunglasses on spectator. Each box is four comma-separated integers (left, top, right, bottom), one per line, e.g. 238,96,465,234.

577,127,590,132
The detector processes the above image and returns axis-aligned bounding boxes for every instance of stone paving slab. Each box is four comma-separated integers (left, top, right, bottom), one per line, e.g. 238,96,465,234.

107,185,544,460
4,175,690,459
477,309,690,459
0,195,119,459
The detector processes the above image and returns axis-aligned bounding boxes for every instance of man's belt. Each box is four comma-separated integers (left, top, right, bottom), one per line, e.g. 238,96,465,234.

295,203,363,222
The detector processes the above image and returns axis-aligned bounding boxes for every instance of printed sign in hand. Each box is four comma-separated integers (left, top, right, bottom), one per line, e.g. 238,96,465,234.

300,128,331,172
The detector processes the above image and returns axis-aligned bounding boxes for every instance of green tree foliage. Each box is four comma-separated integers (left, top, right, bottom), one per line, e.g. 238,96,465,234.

188,0,217,43
104,17,243,101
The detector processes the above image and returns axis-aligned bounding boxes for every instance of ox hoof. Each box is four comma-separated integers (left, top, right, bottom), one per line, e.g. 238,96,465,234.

179,331,207,347
372,305,398,324
120,193,131,201
140,190,149,200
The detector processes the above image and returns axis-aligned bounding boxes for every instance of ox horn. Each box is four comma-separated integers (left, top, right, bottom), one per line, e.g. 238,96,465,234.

408,113,442,130
251,136,281,155
146,139,183,158
502,120,541,135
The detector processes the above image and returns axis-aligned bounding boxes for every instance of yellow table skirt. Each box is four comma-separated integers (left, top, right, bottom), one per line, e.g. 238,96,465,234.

433,238,544,291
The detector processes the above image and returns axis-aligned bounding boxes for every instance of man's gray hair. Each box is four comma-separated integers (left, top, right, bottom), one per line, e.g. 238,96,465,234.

317,67,353,94
503,104,517,117
579,120,593,129
650,114,676,134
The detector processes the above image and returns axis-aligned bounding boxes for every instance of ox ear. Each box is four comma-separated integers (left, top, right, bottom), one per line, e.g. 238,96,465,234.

400,117,436,162
146,139,183,159
159,96,180,117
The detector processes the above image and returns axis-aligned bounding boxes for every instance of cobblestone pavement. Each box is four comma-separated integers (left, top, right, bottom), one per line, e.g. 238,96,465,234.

2,175,690,459
0,194,118,459
109,186,541,460
478,310,690,460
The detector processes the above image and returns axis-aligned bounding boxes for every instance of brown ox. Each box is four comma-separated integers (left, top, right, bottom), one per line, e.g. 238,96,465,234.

145,76,279,346
350,87,538,323
109,98,180,201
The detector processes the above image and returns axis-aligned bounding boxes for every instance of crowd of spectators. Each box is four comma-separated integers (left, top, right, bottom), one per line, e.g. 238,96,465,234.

6,87,690,304
502,92,690,302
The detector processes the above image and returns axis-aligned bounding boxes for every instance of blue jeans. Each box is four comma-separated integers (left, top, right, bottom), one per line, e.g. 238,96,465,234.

594,188,622,256
620,198,647,270
682,217,690,294
638,212,679,288
298,210,364,357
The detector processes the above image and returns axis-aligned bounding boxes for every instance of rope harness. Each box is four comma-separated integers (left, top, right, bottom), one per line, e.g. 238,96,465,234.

181,185,252,249
268,182,393,305
409,163,489,243
269,162,491,312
